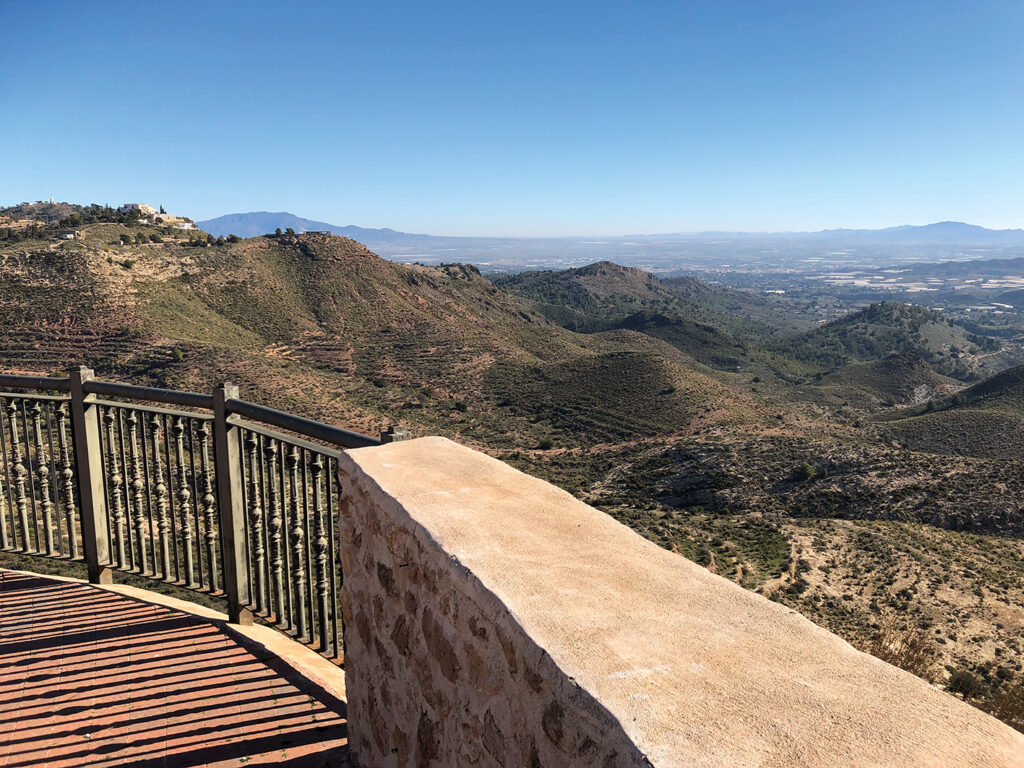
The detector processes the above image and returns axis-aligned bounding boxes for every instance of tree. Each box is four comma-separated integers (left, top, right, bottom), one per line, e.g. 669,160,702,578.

159,204,166,214
275,227,282,236
285,227,295,235
215,236,225,246
227,234,241,243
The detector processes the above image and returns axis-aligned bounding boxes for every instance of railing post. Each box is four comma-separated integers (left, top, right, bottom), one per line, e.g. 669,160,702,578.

212,383,252,625
69,367,112,585
380,425,412,443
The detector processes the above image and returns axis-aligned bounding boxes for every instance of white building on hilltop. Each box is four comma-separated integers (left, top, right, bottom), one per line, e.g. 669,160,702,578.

119,203,157,215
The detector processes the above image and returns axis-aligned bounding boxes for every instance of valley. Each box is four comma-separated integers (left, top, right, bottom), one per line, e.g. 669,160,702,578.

2,200,1023,731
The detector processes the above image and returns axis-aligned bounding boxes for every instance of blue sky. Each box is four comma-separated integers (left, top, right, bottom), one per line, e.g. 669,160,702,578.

2,1,1022,235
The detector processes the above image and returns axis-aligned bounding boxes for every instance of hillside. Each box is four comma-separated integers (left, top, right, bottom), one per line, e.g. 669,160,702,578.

879,364,1024,459
796,352,960,410
774,302,995,380
492,261,804,373
0,224,758,448
493,261,683,331
1,200,85,224
2,221,1022,731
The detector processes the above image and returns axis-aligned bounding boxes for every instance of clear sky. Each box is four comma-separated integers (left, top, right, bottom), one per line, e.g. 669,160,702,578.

2,1,1022,236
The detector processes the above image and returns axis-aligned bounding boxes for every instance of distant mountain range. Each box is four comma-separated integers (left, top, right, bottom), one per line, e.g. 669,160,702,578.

196,212,1024,246
193,212,434,247
814,221,1024,245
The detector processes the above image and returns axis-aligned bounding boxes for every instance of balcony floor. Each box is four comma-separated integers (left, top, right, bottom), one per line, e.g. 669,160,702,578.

0,570,349,767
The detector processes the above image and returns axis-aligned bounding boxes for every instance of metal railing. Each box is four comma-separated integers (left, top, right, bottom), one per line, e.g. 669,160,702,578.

0,367,409,662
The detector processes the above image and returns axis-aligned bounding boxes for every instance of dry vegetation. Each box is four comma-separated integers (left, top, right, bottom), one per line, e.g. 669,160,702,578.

2,209,1023,731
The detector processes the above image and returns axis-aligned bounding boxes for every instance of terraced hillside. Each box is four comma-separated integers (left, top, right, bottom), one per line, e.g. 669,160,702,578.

2,218,1022,731
0,224,759,447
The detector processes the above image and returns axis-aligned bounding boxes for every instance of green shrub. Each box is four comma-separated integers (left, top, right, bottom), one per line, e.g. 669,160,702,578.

794,462,816,482
948,669,986,699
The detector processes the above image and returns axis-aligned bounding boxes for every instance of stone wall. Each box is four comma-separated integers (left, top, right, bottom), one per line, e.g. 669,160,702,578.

336,437,1024,768
336,449,650,767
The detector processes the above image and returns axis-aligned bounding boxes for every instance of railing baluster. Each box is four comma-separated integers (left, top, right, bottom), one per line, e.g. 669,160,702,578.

174,417,195,586
265,438,285,626
311,454,330,652
161,417,178,581
149,414,171,580
140,413,157,572
0,405,9,551
21,402,40,552
55,404,78,559
30,401,56,555
245,430,267,614
302,451,314,644
116,409,135,570
45,403,63,556
327,458,341,660
126,410,149,574
163,414,180,583
186,420,204,588
280,442,294,629
287,444,307,640
198,421,218,591
7,400,31,552
103,408,127,568
258,434,272,616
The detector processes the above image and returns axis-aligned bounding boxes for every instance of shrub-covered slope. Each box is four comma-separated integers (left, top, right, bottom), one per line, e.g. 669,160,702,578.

774,302,996,380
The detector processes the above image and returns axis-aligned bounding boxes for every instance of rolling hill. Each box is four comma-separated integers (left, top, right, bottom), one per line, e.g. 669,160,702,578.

797,352,960,410
0,224,760,448
880,363,1024,459
773,302,996,380
491,261,805,373
2,215,1023,730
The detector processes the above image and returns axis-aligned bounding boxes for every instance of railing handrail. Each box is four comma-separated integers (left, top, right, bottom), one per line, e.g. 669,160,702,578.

83,380,214,410
0,370,381,449
0,374,71,392
226,398,379,450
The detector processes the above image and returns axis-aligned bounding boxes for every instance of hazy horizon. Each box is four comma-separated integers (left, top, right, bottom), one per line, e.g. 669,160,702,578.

190,211,1024,240
3,2,1022,236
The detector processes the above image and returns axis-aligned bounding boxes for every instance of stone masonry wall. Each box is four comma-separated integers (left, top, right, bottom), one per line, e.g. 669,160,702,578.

336,467,650,768
336,437,1024,768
